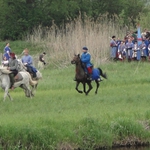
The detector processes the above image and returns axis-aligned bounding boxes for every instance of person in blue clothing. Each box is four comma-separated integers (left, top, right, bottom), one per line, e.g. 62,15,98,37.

21,48,37,78
73,46,102,81
4,43,11,60
144,37,149,57
81,46,102,81
80,46,93,80
110,36,118,60
125,38,134,61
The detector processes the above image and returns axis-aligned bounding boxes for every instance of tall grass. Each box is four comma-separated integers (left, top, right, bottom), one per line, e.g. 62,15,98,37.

25,15,127,68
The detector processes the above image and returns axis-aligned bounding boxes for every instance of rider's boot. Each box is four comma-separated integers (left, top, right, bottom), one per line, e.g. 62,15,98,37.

9,73,15,90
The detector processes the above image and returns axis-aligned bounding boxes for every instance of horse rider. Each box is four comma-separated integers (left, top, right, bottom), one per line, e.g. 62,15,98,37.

81,46,102,81
7,52,18,90
21,48,37,78
4,42,11,60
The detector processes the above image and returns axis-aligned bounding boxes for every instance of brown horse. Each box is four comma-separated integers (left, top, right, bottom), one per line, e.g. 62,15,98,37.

71,54,107,95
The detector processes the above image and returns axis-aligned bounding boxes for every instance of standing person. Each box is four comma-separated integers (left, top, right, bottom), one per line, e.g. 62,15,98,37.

125,38,134,61
4,43,11,60
7,52,18,90
144,37,149,57
148,43,150,60
110,36,118,60
21,48,37,78
118,40,126,61
1,54,9,67
38,52,46,70
132,41,139,60
140,40,146,61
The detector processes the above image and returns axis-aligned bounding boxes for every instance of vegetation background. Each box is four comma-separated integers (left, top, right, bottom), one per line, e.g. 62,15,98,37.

0,0,150,149
0,0,149,40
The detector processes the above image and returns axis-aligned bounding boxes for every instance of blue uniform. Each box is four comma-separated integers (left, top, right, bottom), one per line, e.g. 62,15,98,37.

125,42,134,59
118,44,126,58
144,39,149,56
4,46,11,60
140,42,146,57
81,52,93,68
110,39,117,58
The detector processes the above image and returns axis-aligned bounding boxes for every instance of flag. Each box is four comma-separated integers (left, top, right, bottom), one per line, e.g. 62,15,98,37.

137,25,142,60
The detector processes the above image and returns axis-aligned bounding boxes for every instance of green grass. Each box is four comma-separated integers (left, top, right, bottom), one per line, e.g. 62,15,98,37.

0,61,150,149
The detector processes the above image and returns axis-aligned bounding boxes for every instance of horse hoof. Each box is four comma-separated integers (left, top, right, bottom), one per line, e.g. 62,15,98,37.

78,91,83,94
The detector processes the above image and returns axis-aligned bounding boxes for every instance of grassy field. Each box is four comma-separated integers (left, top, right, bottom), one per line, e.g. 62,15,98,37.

0,61,150,149
0,41,42,55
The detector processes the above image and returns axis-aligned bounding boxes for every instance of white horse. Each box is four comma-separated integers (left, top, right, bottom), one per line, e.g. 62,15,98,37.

0,67,37,101
17,59,42,93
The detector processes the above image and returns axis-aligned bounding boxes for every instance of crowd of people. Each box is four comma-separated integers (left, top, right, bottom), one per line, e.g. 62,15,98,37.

110,29,150,62
1,42,46,90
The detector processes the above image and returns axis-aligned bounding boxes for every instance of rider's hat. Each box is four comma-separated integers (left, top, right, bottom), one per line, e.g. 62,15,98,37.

82,47,88,50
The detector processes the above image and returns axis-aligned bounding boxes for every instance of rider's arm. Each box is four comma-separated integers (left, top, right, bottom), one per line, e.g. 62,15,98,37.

9,60,18,70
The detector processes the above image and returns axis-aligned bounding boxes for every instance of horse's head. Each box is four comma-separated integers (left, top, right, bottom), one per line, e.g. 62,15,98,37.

71,54,81,64
0,66,11,75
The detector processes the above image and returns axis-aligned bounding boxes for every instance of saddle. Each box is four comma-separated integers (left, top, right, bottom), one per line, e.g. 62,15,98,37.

9,73,23,89
14,73,23,82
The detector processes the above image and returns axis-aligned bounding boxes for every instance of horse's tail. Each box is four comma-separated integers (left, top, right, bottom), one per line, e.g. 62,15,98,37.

27,72,38,86
98,68,107,79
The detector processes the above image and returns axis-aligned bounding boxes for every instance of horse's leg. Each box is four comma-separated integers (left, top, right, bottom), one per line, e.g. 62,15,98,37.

20,84,29,97
75,81,83,94
25,84,33,98
7,92,13,101
85,81,93,95
31,82,38,95
95,80,100,94
83,82,86,94
20,84,32,98
4,88,12,101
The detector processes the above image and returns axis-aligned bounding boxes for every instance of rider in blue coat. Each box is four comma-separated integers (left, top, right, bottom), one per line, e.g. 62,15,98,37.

81,47,101,81
81,47,93,68
21,48,37,78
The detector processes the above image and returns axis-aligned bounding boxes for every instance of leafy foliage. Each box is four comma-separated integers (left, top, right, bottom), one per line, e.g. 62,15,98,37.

0,0,147,40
